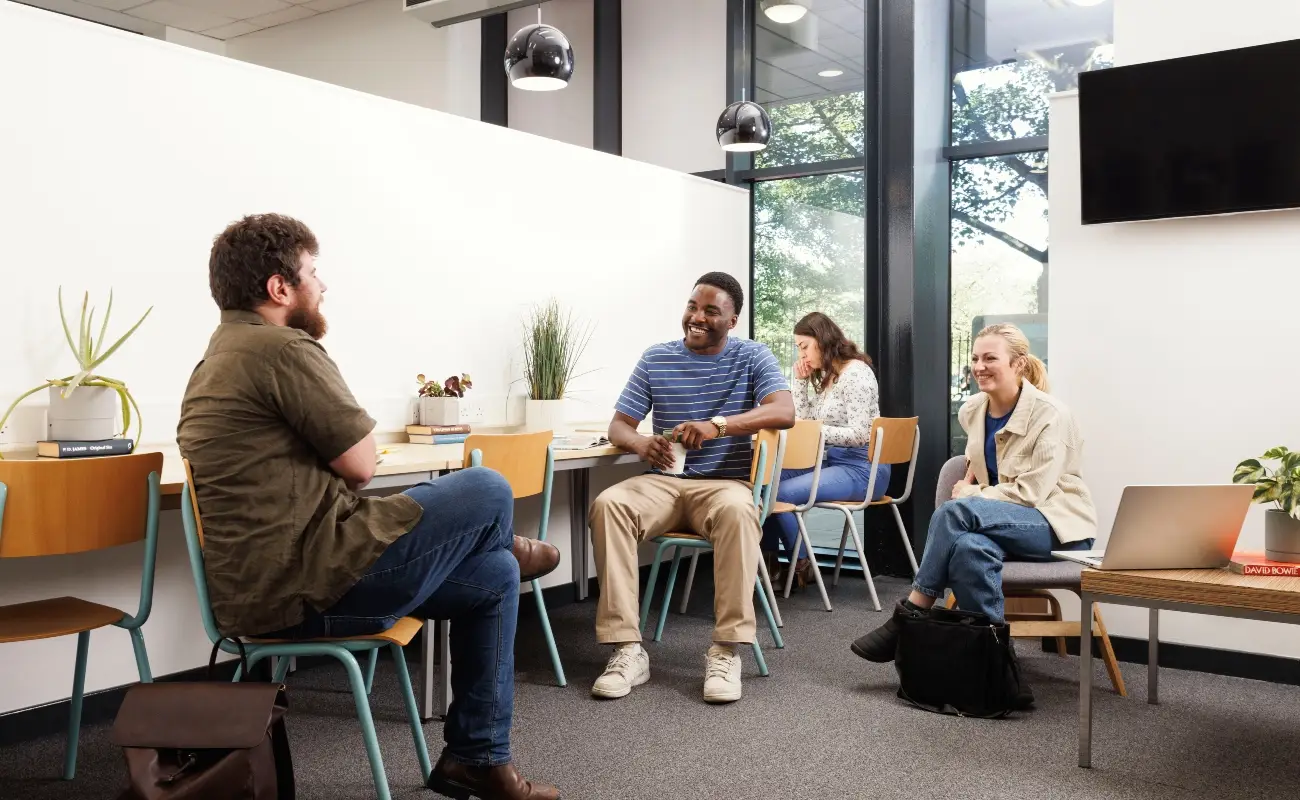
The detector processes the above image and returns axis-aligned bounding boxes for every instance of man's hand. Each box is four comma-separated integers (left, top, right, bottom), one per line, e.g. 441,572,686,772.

673,420,720,449
635,434,677,471
794,357,811,381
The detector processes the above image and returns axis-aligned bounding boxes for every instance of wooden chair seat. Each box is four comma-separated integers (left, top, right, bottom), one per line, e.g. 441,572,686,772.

770,501,797,514
247,615,423,647
0,597,126,644
820,497,895,507
658,532,706,541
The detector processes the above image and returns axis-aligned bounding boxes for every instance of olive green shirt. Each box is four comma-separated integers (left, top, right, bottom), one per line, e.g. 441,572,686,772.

177,310,423,637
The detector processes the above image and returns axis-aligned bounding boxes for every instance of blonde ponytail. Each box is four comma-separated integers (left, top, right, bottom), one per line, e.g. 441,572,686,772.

974,323,1049,392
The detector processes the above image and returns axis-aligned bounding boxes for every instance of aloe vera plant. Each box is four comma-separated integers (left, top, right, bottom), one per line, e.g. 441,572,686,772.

0,287,152,446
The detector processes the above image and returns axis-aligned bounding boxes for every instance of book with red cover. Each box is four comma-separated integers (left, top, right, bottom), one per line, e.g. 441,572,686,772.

1228,552,1300,577
406,424,470,436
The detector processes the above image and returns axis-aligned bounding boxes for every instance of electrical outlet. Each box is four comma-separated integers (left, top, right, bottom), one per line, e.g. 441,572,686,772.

0,419,10,445
460,402,487,425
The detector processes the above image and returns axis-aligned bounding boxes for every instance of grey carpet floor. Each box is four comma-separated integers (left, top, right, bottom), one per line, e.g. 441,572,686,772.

5,573,1298,800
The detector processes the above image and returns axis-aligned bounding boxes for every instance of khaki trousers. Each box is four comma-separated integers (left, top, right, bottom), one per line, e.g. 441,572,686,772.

589,474,760,644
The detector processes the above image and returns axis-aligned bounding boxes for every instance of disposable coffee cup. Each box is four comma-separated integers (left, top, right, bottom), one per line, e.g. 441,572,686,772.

662,430,688,475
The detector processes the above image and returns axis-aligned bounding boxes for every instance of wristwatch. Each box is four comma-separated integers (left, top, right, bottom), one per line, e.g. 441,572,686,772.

710,416,727,437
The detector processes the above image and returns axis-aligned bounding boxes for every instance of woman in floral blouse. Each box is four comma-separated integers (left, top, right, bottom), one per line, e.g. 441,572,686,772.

761,312,889,589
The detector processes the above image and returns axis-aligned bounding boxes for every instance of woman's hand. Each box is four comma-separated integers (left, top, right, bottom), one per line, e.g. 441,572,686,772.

951,466,976,499
794,357,812,381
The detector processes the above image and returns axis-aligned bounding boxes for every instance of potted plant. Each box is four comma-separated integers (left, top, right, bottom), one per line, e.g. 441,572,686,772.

1232,446,1300,563
0,287,151,446
521,298,593,432
416,372,472,425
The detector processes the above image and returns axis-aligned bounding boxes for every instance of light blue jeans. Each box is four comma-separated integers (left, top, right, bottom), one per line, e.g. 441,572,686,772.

912,497,1093,622
760,447,891,559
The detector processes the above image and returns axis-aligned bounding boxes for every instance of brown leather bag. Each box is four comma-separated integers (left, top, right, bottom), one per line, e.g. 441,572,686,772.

110,639,295,799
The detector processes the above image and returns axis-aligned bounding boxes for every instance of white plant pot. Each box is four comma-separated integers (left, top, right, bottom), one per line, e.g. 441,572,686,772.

1265,509,1300,563
525,399,567,433
419,397,461,426
47,384,118,441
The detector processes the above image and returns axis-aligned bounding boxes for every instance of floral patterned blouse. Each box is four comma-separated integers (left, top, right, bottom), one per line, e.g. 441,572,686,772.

792,359,881,448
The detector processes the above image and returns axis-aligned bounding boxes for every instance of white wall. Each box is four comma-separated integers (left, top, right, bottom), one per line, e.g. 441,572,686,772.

0,2,748,714
622,0,727,174
1114,0,1300,66
225,0,480,119
506,0,594,149
1049,0,1300,659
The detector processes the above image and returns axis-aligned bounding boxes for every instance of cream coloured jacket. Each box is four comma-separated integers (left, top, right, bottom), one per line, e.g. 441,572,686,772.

954,378,1098,544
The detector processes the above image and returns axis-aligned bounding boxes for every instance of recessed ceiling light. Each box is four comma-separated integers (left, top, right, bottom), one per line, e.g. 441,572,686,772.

1070,0,1107,6
818,69,844,78
761,1,809,24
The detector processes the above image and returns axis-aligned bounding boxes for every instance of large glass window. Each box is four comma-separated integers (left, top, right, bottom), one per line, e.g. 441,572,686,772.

947,0,1112,455
753,172,867,377
754,1,867,168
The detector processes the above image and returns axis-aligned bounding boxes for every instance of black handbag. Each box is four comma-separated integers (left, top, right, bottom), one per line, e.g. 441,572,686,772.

893,604,1030,718
110,638,295,799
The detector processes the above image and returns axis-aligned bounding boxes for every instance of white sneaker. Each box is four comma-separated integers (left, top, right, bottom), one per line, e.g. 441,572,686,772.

703,644,742,703
591,643,650,699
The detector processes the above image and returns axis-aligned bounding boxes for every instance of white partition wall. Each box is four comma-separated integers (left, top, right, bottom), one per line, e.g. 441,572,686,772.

0,2,748,714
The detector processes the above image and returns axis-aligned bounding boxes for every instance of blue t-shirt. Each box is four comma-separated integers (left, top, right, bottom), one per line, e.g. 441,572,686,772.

984,408,1014,486
615,338,789,480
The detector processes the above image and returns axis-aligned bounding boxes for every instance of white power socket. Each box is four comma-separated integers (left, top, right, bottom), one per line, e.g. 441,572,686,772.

459,402,487,425
0,420,10,445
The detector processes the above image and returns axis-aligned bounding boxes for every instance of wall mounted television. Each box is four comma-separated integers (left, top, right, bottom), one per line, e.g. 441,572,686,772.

1078,38,1300,225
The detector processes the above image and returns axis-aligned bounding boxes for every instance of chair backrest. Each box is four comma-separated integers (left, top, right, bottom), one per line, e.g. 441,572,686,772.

0,451,164,557
869,417,920,466
781,419,825,471
463,430,553,499
749,428,784,487
179,458,224,645
935,455,968,508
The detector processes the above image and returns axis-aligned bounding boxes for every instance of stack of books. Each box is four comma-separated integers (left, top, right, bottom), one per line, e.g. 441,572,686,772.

1228,552,1300,577
36,438,135,459
406,424,469,444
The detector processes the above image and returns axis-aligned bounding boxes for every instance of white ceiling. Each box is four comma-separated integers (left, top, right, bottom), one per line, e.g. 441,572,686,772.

756,0,867,106
13,0,367,39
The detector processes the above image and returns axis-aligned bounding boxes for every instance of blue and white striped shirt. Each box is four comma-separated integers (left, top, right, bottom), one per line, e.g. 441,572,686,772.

615,338,790,480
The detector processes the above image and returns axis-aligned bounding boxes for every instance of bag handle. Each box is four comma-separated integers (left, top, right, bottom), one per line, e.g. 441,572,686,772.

208,636,251,681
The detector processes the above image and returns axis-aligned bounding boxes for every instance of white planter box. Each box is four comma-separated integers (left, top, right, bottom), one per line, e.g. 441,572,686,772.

525,399,567,433
47,384,118,441
419,397,461,426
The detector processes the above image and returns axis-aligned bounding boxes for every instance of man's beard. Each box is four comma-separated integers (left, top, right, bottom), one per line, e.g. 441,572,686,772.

287,300,328,340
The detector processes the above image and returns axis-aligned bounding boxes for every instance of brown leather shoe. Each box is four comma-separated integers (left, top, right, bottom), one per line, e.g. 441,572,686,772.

427,753,560,800
513,535,560,582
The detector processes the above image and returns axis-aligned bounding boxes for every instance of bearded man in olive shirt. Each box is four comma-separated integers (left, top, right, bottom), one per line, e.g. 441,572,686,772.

177,213,560,800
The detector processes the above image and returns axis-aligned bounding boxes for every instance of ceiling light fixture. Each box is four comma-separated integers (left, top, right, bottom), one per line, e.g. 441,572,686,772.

718,1,772,152
818,68,843,78
504,5,574,92
1069,0,1108,6
761,0,810,24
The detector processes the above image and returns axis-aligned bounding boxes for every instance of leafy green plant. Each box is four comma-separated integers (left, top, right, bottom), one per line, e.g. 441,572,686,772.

416,373,472,398
1233,446,1300,520
522,299,593,401
0,287,152,445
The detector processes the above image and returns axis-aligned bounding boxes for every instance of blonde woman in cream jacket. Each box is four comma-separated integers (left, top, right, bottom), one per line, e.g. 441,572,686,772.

851,323,1097,663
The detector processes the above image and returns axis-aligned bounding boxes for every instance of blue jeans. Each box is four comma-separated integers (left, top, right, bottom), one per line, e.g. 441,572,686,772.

912,497,1093,622
760,447,891,559
265,467,519,767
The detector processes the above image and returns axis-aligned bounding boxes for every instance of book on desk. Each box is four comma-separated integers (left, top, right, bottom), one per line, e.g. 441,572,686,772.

37,438,135,458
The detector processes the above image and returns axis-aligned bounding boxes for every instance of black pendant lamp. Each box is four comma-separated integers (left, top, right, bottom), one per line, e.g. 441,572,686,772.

504,5,574,92
716,1,771,152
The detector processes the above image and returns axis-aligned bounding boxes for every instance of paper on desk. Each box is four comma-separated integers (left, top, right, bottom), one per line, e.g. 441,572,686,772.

552,434,611,450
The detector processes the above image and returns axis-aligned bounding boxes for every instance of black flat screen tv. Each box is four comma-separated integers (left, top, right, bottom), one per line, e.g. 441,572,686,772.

1078,38,1300,225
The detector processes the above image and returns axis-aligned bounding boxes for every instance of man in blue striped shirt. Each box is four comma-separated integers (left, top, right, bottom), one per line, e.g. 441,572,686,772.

589,272,794,704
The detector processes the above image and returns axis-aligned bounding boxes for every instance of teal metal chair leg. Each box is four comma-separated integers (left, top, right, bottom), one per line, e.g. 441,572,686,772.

654,546,685,642
365,648,378,695
273,656,291,683
638,540,675,633
333,646,392,800
128,627,153,683
62,630,90,780
750,640,769,677
531,579,566,686
390,642,433,782
755,578,784,649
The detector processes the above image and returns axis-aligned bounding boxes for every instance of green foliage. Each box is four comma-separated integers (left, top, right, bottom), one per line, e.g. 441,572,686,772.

1233,447,1300,519
0,287,152,447
416,373,471,398
522,299,593,401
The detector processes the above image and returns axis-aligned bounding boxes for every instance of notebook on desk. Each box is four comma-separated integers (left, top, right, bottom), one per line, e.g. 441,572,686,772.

1051,484,1253,570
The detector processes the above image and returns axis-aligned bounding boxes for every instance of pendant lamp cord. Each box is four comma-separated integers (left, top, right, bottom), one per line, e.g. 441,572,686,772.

537,4,542,24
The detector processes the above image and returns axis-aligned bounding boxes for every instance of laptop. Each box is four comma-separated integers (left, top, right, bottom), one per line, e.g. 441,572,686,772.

1051,484,1254,570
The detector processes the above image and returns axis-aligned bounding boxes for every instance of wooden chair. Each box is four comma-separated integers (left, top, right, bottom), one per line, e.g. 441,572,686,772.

464,430,565,686
935,455,1126,696
817,417,922,611
0,451,163,780
180,459,431,800
637,429,787,676
760,419,834,610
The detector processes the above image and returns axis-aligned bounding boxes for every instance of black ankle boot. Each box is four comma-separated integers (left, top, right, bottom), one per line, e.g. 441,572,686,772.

850,600,922,663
